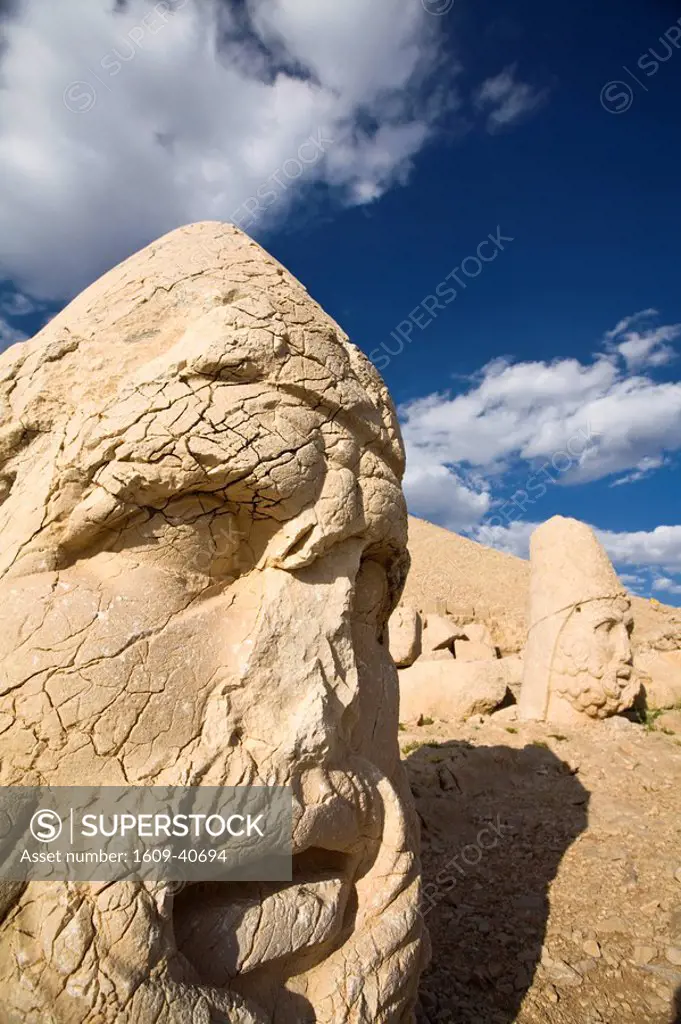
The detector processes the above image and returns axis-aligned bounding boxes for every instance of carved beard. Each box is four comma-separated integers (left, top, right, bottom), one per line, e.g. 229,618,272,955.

552,652,635,718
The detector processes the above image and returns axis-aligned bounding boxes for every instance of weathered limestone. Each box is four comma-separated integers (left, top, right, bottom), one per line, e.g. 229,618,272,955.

654,709,681,735
460,623,494,647
502,655,524,699
421,613,459,655
637,650,681,710
453,639,496,662
0,223,426,1023
405,515,681,663
519,517,639,725
399,659,518,722
388,604,422,667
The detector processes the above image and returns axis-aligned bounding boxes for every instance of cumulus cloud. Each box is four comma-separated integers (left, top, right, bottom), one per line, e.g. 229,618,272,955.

401,310,681,527
596,525,681,575
462,521,681,594
471,519,534,557
652,574,681,596
609,455,667,487
604,308,680,370
0,289,40,317
403,459,491,533
0,0,452,299
618,571,648,594
474,64,546,132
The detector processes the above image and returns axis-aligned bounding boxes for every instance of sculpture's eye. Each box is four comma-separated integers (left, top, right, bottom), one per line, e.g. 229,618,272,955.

594,619,617,633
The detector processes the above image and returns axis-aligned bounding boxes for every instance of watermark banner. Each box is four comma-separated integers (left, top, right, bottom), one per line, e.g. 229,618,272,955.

0,786,292,883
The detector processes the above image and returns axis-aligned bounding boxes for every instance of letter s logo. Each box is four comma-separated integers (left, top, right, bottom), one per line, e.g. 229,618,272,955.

30,809,63,843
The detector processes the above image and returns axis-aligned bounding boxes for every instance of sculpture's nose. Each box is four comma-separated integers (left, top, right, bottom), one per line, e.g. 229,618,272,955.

614,623,633,664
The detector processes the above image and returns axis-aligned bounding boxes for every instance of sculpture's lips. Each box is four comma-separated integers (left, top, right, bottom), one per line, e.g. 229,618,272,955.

616,665,633,679
173,774,374,993
173,847,354,988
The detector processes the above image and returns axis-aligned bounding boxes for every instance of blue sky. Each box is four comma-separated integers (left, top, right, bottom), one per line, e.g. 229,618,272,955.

0,0,679,603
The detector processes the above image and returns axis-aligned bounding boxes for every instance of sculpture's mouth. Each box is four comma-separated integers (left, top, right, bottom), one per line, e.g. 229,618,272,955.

170,771,375,1010
172,846,355,989
156,765,423,1022
615,664,633,680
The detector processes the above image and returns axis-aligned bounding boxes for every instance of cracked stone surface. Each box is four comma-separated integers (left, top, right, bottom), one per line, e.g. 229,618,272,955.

0,221,426,1022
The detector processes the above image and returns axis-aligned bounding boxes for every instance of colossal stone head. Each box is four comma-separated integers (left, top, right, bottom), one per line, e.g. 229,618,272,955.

518,516,638,725
0,223,426,1022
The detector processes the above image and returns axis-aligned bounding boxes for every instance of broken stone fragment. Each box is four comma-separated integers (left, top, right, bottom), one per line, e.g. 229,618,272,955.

453,639,497,661
421,613,460,654
399,659,514,722
388,604,422,667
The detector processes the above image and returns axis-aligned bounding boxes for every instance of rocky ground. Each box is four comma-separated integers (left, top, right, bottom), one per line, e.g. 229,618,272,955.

402,707,681,1024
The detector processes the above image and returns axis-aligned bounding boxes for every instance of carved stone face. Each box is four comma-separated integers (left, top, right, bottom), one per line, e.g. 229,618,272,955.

0,227,425,1022
550,597,636,720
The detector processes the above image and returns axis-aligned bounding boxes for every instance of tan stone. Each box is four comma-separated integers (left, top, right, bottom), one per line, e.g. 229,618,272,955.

637,650,681,710
402,516,528,654
583,940,601,959
420,647,455,662
491,703,519,724
453,639,497,661
398,659,514,722
421,612,460,654
0,223,426,1023
404,515,681,664
388,604,422,667
632,945,657,965
461,622,495,646
519,517,639,725
499,655,524,698
655,710,681,734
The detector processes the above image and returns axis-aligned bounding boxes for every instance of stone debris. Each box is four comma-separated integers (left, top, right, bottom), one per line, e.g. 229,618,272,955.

453,638,497,661
399,659,512,722
421,612,461,655
388,604,422,667
403,708,681,1024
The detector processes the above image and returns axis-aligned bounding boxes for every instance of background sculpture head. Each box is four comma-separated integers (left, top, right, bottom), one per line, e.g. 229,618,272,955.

519,516,637,724
0,223,425,1022
552,595,636,717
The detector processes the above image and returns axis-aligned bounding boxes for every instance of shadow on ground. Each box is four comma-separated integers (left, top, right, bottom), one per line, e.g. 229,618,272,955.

673,986,681,1024
405,739,589,1024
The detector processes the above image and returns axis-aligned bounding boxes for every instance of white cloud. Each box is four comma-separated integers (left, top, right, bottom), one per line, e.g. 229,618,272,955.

401,311,681,529
0,289,40,317
652,574,681,596
404,458,491,532
604,308,680,370
474,64,546,132
460,521,681,593
619,571,648,593
597,525,681,575
471,519,534,557
610,455,667,487
0,0,451,299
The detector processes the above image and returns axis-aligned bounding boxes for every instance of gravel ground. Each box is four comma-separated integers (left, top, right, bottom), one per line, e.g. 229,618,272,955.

401,709,681,1024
